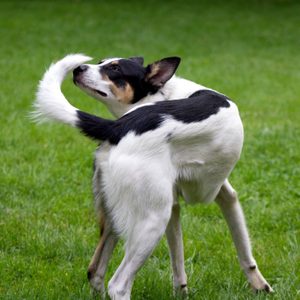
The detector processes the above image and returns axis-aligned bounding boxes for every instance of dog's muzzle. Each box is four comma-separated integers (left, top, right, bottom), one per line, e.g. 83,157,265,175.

73,65,88,76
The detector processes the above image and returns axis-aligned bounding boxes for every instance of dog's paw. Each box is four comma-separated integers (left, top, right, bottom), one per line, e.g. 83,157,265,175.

246,267,274,293
174,284,188,298
88,270,105,294
252,282,274,294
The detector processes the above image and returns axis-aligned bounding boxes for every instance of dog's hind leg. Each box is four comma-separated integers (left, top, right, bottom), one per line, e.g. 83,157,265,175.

108,204,173,300
103,149,176,299
166,200,188,297
88,216,118,295
215,179,273,293
88,203,188,297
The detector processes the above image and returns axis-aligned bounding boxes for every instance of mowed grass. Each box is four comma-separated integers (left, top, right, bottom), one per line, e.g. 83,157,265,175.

0,0,299,299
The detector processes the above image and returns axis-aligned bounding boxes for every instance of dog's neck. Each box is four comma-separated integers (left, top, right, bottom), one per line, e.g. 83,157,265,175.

106,76,209,118
158,76,209,100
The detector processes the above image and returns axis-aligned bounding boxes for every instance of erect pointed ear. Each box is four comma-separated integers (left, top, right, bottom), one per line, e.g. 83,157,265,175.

128,56,144,65
145,57,181,88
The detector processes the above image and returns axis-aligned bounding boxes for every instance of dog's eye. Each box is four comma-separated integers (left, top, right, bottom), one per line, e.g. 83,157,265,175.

110,64,121,72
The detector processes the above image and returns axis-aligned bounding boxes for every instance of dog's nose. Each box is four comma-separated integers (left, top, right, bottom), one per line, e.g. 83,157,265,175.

73,65,88,76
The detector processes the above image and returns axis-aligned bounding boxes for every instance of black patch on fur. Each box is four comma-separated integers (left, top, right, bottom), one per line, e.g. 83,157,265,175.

76,111,116,142
76,90,230,145
189,89,228,99
180,284,187,289
100,58,181,103
100,59,150,103
87,270,93,280
264,284,271,293
249,265,256,270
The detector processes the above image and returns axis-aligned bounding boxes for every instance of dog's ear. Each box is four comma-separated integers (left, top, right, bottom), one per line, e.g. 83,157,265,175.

145,57,181,88
129,56,144,66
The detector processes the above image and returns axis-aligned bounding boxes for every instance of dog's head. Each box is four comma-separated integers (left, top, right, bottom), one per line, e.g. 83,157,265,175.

73,56,180,114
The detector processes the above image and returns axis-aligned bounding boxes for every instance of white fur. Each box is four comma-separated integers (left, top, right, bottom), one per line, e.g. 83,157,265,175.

35,55,273,299
74,61,117,101
33,54,92,125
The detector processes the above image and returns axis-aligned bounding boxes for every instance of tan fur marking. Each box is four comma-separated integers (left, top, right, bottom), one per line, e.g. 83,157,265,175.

101,73,111,83
101,72,134,104
87,211,106,279
110,82,134,104
146,63,160,80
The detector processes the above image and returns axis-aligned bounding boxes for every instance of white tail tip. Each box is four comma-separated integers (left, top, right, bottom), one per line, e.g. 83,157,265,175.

32,54,92,125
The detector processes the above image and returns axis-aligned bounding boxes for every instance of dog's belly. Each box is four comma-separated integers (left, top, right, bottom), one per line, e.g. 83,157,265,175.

178,171,227,204
176,151,237,204
174,140,241,204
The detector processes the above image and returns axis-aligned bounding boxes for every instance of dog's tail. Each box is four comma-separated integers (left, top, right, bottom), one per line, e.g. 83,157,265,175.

33,54,115,142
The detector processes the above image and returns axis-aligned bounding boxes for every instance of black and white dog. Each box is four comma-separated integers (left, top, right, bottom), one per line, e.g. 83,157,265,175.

34,54,273,299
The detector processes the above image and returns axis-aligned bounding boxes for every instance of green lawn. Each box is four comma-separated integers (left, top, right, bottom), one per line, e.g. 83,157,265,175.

0,0,299,299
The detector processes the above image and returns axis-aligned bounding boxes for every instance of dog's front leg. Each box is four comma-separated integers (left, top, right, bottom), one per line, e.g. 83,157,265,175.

166,202,188,296
88,216,118,295
215,179,273,293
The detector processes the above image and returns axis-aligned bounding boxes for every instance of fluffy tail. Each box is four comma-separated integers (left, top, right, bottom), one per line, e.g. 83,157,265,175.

33,54,115,142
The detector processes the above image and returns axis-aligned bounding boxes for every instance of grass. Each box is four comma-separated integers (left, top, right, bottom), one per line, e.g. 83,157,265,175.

0,0,299,299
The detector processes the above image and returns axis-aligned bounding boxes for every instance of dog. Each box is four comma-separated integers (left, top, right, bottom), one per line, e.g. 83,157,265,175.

34,54,273,299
